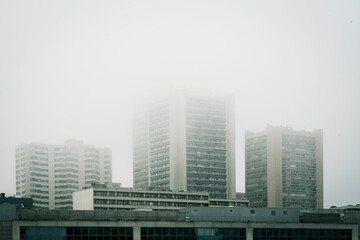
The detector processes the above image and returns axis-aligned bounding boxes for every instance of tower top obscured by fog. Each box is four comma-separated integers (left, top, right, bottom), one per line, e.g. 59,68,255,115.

133,89,236,199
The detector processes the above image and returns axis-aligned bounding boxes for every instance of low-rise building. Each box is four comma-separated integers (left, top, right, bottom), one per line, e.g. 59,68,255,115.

73,184,249,211
6,207,359,240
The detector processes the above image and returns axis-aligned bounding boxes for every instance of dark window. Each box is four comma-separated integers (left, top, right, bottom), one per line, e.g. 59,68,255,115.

253,228,352,240
140,227,246,240
20,227,133,239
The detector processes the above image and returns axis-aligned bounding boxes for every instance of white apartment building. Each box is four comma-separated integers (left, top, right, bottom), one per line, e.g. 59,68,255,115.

133,89,236,199
245,125,323,208
73,184,249,211
15,140,112,209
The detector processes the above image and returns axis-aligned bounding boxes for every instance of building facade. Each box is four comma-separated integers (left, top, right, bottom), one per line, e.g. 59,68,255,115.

7,207,359,240
15,140,112,210
73,185,249,211
245,125,323,208
133,89,236,199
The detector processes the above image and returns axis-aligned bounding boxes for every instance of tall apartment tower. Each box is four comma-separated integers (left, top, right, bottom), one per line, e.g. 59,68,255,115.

15,140,112,209
133,89,236,199
245,125,323,208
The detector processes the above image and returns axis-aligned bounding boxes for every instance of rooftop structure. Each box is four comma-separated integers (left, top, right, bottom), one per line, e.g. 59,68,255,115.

0,193,33,209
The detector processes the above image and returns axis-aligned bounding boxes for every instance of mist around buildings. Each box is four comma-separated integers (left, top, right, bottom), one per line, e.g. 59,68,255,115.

1,0,360,222
1,2,360,239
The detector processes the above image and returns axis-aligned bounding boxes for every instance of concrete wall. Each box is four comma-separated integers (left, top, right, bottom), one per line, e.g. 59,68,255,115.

0,204,16,220
226,94,236,200
314,129,324,208
266,126,283,208
73,188,94,210
169,89,187,192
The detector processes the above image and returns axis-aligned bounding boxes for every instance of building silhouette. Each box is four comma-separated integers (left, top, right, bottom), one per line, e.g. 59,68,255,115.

245,125,323,208
133,89,236,199
15,140,112,209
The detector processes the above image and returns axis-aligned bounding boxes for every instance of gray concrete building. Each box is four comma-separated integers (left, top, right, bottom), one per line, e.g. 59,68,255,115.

3,207,358,240
245,125,323,208
73,184,248,211
15,140,112,210
133,89,236,199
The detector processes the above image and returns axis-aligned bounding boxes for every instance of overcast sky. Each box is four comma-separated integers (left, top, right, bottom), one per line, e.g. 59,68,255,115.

1,0,359,208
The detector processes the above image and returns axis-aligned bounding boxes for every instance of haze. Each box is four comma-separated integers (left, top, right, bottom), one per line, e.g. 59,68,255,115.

1,1,359,208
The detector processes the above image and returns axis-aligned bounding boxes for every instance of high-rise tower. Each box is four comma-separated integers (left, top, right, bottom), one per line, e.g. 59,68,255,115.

245,125,323,208
15,140,112,209
133,89,236,199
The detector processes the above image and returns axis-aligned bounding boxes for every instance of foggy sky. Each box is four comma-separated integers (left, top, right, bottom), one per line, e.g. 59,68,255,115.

1,0,359,208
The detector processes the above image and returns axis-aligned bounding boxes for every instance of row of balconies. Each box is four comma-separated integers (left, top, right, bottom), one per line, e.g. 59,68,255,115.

29,183,49,189
93,191,208,200
54,157,78,163
186,157,227,163
187,130,226,137
187,138,226,144
54,184,78,190
186,113,226,122
187,145,226,151
54,179,79,184
55,190,75,195
187,170,227,176
187,163,226,169
187,152,226,157
94,199,207,208
29,172,48,178
186,124,226,132
55,195,72,200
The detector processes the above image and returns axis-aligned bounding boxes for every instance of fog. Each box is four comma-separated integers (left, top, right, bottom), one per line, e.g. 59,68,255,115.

1,0,359,208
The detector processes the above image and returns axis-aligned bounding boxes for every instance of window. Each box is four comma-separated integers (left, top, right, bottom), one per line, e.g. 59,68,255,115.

253,228,352,239
140,227,246,240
